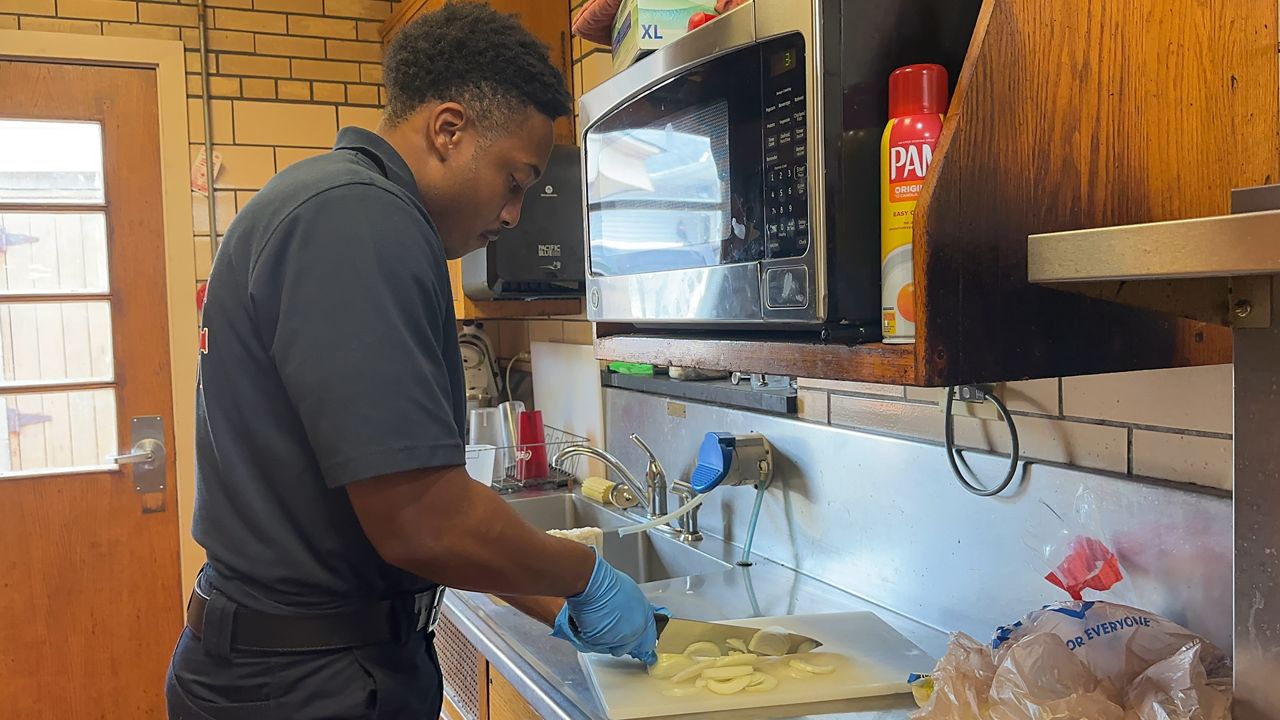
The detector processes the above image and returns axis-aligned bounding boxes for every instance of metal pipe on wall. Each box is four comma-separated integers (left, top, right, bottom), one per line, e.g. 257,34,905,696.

197,0,218,258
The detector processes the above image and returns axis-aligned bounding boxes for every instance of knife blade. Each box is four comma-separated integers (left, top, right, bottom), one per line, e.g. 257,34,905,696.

654,614,822,656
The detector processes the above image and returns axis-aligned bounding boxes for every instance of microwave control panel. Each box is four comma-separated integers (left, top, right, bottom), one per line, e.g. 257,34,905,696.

762,36,809,262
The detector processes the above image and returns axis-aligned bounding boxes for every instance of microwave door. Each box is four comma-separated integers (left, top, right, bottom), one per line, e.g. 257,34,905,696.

583,43,770,322
581,2,824,326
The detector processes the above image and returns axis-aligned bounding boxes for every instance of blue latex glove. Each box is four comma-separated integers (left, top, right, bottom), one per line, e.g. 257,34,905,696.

551,554,666,664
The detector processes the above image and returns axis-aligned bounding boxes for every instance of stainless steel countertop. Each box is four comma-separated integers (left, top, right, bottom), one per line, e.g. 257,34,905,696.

441,492,950,720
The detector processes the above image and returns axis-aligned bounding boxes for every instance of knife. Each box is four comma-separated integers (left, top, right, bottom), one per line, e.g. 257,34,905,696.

654,614,822,656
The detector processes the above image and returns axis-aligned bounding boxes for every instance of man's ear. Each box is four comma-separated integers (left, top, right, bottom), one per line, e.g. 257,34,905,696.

426,101,468,161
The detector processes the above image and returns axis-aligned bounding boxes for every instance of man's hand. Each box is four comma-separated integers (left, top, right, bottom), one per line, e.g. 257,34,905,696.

551,554,663,665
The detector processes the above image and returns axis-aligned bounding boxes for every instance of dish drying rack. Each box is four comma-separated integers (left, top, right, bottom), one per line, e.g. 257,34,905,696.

467,425,590,494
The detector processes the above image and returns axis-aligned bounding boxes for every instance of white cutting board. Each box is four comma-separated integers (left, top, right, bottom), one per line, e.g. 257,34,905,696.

530,340,605,479
581,612,931,719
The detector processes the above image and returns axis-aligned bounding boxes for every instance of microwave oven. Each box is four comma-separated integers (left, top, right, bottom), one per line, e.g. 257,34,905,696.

579,0,980,335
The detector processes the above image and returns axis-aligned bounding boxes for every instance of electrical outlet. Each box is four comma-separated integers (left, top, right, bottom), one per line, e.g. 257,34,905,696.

944,383,1006,421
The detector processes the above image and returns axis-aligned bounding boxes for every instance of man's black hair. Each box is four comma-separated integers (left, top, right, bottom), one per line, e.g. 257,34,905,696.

383,1,573,130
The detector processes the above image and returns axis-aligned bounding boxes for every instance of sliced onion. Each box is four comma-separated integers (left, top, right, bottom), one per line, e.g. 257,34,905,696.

647,654,695,679
694,677,707,688
789,657,835,675
713,653,759,668
725,638,749,653
748,626,792,657
702,665,753,680
745,672,779,693
671,659,715,684
785,666,814,679
683,641,722,660
662,685,704,697
706,676,752,695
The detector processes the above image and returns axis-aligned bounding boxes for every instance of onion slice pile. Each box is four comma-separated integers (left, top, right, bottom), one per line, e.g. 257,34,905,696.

652,636,837,697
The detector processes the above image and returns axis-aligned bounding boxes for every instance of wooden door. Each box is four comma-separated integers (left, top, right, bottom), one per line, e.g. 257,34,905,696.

0,60,182,719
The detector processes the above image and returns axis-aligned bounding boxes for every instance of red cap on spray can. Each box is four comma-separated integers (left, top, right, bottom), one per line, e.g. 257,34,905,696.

889,64,950,118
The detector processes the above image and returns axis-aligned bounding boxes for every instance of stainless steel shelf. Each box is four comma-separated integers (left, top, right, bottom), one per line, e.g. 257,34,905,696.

1027,184,1280,716
1028,190,1280,329
1028,209,1280,283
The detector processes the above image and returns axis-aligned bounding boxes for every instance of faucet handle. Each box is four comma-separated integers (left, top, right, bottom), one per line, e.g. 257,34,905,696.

630,434,666,481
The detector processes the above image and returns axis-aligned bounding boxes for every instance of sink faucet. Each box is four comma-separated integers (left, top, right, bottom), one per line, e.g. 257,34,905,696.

552,434,669,520
670,479,702,542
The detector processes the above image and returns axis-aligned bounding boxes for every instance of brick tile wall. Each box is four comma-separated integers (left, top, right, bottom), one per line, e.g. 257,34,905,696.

4,0,391,280
801,369,1234,490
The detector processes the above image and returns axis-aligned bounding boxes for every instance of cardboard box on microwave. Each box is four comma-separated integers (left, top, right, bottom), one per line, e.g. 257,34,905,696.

611,0,718,73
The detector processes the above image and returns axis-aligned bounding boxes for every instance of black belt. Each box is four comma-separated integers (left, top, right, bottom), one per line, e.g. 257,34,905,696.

185,585,445,654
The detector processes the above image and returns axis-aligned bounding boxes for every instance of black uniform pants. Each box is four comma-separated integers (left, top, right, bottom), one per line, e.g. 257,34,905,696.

166,626,444,720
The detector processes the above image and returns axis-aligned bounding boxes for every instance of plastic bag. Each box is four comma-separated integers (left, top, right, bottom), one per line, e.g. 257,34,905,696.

1026,489,1126,601
1127,641,1232,720
992,601,1230,689
988,633,1125,720
913,633,996,720
912,601,1231,720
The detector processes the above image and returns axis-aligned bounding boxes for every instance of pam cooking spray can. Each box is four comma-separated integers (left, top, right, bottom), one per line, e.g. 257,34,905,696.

881,64,948,344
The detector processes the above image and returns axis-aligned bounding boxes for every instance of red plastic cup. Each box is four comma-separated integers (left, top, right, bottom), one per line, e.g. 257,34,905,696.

516,410,549,482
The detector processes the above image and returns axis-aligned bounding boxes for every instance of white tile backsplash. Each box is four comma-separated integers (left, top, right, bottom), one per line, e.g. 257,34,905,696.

1132,430,1233,490
1063,365,1233,433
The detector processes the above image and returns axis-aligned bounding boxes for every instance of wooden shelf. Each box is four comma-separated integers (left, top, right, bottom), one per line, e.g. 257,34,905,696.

459,297,583,320
595,334,917,385
592,0,1270,386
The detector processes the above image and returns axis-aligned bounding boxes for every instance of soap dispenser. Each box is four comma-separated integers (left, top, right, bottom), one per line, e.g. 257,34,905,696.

670,432,775,553
691,432,775,493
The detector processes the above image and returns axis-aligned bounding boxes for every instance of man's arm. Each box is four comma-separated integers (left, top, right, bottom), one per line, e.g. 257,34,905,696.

348,465,595,598
496,595,565,627
254,187,655,660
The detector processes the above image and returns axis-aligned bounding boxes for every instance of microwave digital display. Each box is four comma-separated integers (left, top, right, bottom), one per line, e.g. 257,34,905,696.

770,48,797,77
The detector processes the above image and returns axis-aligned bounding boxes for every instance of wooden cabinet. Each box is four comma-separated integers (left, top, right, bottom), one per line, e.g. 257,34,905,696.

438,659,538,720
380,0,574,145
436,615,540,720
381,0,584,321
594,0,1278,386
486,669,542,720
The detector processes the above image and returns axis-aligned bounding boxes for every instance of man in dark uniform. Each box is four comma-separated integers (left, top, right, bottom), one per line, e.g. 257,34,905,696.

166,4,662,718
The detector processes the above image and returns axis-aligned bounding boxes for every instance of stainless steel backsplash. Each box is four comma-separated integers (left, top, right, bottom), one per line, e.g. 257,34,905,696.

603,387,1232,652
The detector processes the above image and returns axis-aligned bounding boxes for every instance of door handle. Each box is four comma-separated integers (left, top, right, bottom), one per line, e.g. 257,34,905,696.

109,417,167,507
109,438,162,465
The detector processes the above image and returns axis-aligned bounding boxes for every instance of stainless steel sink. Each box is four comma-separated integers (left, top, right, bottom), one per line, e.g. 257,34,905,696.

507,493,731,583
507,493,632,531
601,528,731,583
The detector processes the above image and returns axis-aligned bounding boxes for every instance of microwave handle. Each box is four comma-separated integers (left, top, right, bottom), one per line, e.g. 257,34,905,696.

579,1,761,132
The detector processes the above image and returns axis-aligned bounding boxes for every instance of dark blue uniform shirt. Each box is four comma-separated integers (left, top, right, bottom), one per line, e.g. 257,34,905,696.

192,126,466,614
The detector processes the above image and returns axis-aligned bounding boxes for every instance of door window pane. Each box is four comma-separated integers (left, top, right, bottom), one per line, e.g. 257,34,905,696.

0,301,114,386
0,388,117,475
0,119,105,204
0,213,109,293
